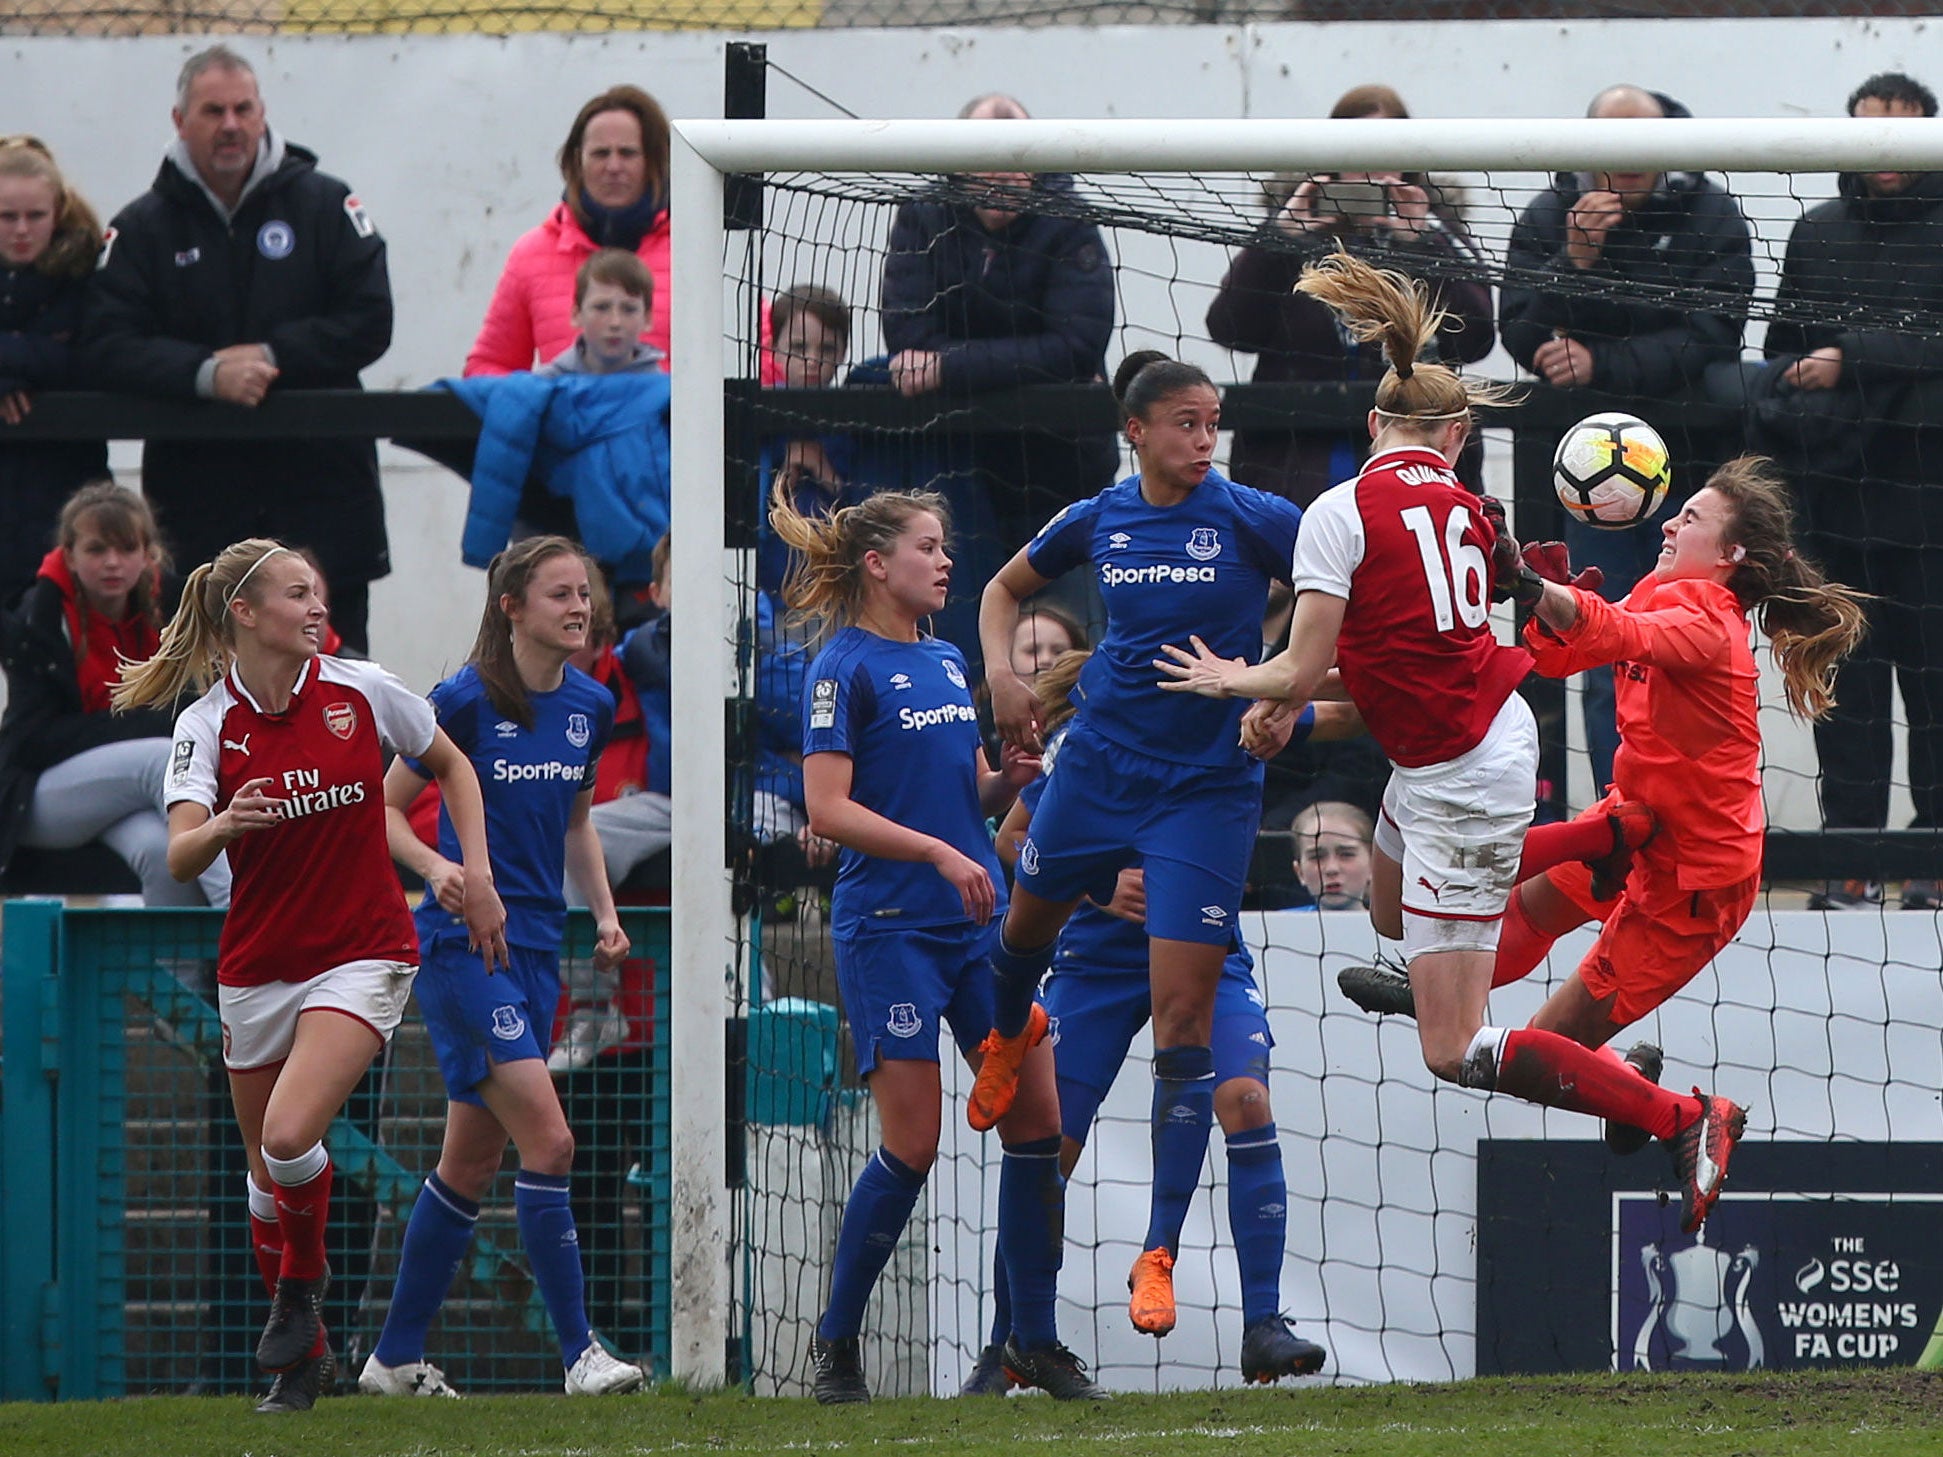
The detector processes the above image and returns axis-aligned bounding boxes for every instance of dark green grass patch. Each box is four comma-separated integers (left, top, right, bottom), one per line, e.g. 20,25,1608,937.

0,1370,1936,1457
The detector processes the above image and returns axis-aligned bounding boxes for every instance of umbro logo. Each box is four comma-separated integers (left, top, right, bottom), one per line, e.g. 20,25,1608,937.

1200,904,1228,927
889,673,912,691
496,720,520,739
1107,532,1132,550
1166,1103,1199,1123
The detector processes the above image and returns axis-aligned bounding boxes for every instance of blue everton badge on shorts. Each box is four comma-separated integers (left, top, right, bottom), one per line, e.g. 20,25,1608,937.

257,220,295,259
490,1004,527,1041
886,1002,922,1038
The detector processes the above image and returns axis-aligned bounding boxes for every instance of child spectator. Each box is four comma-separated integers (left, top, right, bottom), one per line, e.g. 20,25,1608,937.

536,249,665,378
758,284,861,597
0,480,226,905
1289,800,1376,911
447,251,671,603
0,137,107,608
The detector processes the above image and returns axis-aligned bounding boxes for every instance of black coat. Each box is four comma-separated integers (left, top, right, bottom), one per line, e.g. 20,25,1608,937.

1501,171,1754,400
880,176,1117,533
80,138,394,585
1764,170,1943,539
0,575,174,877
0,265,107,606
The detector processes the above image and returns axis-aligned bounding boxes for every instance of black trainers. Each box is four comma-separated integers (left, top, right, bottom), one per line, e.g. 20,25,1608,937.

1239,1315,1327,1383
959,1342,1015,1396
1604,1042,1663,1157
1666,1089,1747,1234
1338,960,1415,1018
255,1336,335,1414
1001,1337,1108,1401
257,1266,330,1373
809,1332,870,1404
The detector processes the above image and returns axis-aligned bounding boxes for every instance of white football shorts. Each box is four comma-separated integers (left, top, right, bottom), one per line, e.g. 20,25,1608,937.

219,958,416,1071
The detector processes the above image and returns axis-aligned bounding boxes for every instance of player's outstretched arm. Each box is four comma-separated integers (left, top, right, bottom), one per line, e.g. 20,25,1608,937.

1157,591,1347,704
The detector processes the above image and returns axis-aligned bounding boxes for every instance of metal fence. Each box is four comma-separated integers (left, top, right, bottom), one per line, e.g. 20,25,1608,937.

0,901,672,1400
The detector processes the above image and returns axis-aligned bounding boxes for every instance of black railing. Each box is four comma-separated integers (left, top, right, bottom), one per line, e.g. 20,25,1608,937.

6,382,1934,881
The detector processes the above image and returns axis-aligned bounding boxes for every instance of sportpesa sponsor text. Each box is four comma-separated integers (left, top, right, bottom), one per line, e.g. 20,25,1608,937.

898,702,979,732
1099,562,1217,587
492,759,587,782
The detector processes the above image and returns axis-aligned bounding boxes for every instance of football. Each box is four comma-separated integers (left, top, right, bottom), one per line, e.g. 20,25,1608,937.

1552,412,1673,530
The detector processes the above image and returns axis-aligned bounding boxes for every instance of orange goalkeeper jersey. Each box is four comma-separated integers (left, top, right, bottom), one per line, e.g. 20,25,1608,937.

1526,574,1763,891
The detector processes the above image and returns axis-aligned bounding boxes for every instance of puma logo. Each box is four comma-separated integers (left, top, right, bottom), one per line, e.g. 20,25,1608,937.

222,734,251,756
1417,875,1446,902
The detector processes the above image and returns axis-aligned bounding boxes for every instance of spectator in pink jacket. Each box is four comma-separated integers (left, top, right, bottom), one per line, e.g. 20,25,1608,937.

465,86,672,375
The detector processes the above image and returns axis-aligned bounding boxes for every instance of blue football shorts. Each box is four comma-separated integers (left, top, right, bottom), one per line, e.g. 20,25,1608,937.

414,936,560,1106
833,920,997,1079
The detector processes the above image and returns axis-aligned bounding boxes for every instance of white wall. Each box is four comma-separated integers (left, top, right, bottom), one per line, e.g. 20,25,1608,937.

926,907,1943,1390
7,19,1935,821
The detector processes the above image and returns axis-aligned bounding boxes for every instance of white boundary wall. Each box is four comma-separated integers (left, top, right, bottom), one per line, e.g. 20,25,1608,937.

926,907,1943,1391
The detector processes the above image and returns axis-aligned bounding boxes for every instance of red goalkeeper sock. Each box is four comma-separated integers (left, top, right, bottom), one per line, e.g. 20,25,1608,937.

1496,1027,1699,1140
1491,889,1558,991
1516,818,1615,883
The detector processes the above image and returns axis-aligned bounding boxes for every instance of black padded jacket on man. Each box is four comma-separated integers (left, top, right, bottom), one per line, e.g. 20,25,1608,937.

80,136,393,588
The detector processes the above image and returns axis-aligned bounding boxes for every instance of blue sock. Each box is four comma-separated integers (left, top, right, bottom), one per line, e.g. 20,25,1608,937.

1225,1124,1287,1327
997,1135,1064,1350
1144,1045,1215,1254
374,1172,479,1368
988,1247,1012,1348
818,1147,926,1342
990,935,1054,1038
514,1170,593,1367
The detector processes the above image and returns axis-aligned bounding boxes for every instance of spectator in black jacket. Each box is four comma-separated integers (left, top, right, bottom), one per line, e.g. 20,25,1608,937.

0,137,107,608
80,45,393,651
1762,72,1943,910
880,93,1117,659
1501,83,1755,795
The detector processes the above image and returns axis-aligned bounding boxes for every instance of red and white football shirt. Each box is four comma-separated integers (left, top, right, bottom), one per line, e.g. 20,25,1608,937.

169,655,436,987
1294,446,1532,768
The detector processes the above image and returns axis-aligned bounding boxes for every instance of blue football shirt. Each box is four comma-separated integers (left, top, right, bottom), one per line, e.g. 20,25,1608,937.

406,663,614,952
1026,469,1302,768
801,626,1005,939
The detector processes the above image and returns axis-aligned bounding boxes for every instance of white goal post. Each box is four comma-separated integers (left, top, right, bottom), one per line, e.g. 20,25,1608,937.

661,115,1943,1389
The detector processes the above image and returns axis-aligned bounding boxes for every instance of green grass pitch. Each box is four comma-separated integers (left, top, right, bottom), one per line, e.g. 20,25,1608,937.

1,1371,1938,1457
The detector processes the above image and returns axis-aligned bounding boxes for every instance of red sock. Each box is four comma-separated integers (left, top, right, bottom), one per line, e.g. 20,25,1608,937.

249,1212,284,1298
1517,818,1614,882
273,1160,333,1282
1495,1028,1699,1140
1491,889,1558,991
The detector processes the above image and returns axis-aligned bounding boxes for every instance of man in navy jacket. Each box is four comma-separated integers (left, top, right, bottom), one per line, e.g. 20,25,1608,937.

880,94,1117,562
82,45,392,650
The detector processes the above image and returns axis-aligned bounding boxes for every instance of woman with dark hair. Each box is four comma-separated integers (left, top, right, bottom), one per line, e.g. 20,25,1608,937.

971,350,1303,1344
0,136,107,606
1205,84,1493,507
466,86,672,375
363,535,642,1399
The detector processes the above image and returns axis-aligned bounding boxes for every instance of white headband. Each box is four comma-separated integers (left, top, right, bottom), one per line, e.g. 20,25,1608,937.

224,545,288,613
1373,408,1472,422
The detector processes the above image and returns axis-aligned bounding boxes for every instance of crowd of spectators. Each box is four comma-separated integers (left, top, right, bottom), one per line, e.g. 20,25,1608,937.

2,52,1939,916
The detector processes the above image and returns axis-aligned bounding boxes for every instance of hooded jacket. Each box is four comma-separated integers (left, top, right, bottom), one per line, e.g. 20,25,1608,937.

0,549,174,875
438,370,672,587
80,134,393,586
1500,168,1754,400
466,201,673,375
1764,168,1943,535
